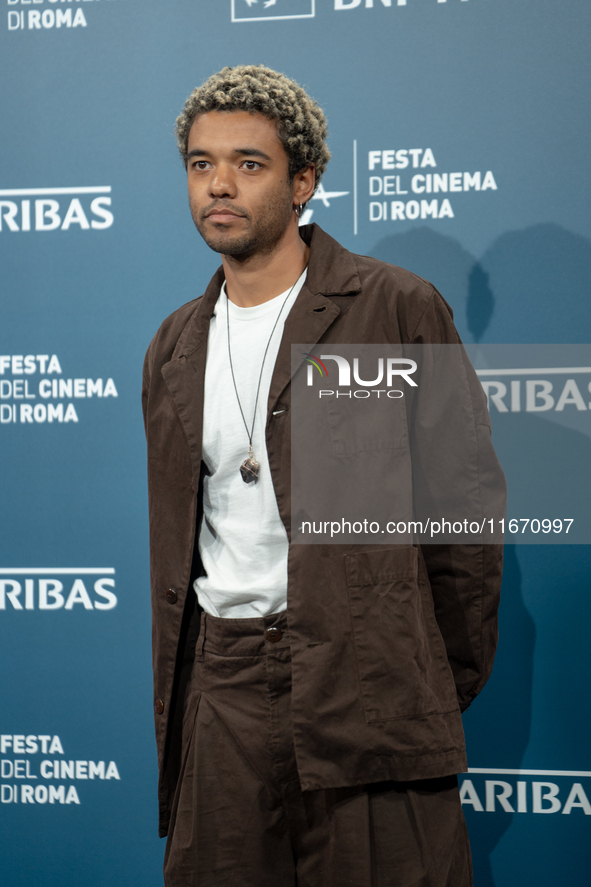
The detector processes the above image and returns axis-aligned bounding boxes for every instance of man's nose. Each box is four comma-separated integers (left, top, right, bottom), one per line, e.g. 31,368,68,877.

209,164,237,198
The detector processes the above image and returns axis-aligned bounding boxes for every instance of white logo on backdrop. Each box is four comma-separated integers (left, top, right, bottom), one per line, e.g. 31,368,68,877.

477,367,591,415
232,0,315,22
6,0,114,33
0,353,118,426
233,0,478,19
298,182,350,226
355,142,497,231
0,568,118,612
0,732,121,808
0,187,113,233
335,0,474,10
459,768,591,817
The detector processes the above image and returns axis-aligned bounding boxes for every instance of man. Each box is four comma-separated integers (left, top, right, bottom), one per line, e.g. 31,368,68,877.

143,65,505,886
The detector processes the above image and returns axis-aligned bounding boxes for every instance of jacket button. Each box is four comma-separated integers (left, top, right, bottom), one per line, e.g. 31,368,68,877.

265,626,282,643
165,588,178,604
155,699,164,715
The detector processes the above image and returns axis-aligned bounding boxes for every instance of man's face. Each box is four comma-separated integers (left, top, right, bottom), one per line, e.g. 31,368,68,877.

186,110,296,259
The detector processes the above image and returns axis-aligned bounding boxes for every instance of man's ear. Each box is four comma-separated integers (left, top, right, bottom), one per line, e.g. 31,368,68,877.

293,164,316,209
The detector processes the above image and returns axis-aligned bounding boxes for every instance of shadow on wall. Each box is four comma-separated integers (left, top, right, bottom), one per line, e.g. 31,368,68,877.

466,263,495,344
461,545,536,887
370,222,591,343
370,224,591,885
371,227,477,342
460,408,591,884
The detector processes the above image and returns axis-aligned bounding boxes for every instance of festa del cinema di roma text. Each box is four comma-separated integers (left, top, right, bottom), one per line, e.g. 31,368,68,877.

0,355,117,425
366,148,497,222
1,734,120,807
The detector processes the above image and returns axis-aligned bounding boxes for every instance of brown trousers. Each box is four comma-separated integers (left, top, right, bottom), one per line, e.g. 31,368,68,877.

163,611,472,887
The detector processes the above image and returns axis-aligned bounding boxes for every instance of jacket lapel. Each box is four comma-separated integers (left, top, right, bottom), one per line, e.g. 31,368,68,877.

161,269,223,475
268,284,340,414
268,224,361,414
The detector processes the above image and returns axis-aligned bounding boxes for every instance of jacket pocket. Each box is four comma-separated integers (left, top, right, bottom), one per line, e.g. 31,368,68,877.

345,547,458,722
325,395,408,456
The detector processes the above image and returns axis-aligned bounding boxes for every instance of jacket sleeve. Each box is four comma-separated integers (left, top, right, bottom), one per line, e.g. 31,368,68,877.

411,288,506,712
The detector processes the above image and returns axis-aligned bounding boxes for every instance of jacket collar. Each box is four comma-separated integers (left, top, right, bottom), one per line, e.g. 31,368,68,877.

170,266,225,361
298,223,361,297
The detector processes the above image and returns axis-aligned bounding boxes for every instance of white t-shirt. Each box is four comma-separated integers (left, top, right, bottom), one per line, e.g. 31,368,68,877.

194,269,307,618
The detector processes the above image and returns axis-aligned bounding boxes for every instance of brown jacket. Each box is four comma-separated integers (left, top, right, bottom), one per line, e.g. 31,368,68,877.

142,224,504,837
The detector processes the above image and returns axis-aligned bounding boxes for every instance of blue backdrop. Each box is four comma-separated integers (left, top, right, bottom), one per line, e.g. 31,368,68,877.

1,1,590,884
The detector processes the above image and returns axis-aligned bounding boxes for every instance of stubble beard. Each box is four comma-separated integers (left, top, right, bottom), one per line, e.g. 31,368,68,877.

191,185,295,261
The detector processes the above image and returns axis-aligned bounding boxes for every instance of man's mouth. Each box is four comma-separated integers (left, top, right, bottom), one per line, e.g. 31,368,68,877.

205,208,244,222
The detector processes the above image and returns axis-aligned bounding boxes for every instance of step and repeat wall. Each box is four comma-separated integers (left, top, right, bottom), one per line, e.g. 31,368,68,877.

1,1,590,885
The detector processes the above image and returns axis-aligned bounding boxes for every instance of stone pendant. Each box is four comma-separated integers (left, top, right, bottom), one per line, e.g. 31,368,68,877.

240,455,260,484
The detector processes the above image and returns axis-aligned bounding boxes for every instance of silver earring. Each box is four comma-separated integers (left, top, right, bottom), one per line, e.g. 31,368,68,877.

295,202,303,218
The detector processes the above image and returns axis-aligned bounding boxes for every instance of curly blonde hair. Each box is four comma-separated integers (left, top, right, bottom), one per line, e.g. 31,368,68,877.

175,65,331,187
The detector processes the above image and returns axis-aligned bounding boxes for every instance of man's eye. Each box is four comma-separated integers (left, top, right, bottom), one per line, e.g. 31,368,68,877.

192,161,210,170
243,161,261,170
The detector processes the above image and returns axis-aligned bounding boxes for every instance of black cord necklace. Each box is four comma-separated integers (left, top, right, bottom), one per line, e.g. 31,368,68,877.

226,271,305,484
